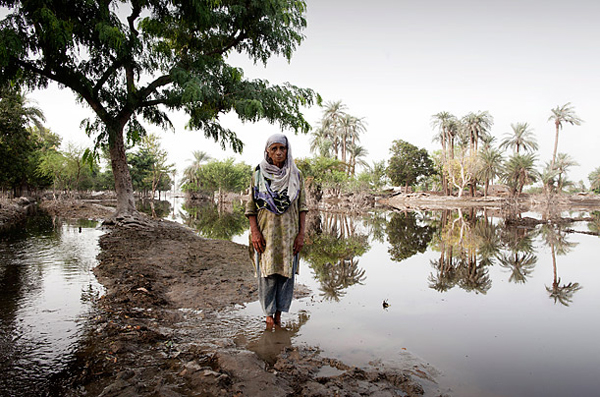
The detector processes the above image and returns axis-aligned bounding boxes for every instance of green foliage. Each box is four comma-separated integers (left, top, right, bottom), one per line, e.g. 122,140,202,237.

356,160,388,192
1,1,319,213
589,167,600,193
296,156,349,194
387,139,435,189
500,153,538,196
387,212,435,262
182,201,248,241
1,0,319,150
188,158,252,201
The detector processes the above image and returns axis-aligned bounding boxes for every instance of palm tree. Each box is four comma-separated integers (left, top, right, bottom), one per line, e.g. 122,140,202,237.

553,153,578,192
589,166,600,192
320,100,348,159
461,111,494,155
1,86,46,130
478,147,504,197
499,122,538,154
338,114,366,165
347,143,368,176
548,102,582,170
501,153,538,196
431,111,459,195
309,125,333,157
182,150,212,191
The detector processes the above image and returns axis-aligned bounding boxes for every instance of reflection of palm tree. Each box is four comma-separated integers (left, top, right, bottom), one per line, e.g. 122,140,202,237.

428,256,458,292
457,258,492,294
497,252,537,283
317,258,367,301
546,278,582,307
497,222,538,284
539,224,582,306
588,211,600,235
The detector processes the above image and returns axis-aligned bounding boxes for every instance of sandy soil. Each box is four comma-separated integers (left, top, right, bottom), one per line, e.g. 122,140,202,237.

33,200,431,397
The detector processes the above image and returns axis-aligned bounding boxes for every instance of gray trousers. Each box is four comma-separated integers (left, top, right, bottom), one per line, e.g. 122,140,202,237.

257,254,298,316
258,273,295,316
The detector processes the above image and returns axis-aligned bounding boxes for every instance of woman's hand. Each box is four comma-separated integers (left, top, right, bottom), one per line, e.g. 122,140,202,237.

251,228,266,253
293,232,304,255
248,215,266,253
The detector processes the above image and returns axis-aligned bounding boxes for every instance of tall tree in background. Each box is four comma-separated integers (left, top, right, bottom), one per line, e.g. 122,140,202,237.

548,103,582,170
431,111,458,195
461,111,493,155
1,0,319,216
182,150,212,192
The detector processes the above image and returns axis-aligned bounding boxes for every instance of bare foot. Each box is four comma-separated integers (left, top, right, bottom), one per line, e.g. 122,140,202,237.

266,315,275,329
274,311,282,326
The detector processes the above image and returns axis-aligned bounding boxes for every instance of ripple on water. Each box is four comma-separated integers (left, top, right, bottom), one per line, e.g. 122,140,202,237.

0,216,104,396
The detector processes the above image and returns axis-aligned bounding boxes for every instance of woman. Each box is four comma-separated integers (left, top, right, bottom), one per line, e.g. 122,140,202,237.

245,133,308,328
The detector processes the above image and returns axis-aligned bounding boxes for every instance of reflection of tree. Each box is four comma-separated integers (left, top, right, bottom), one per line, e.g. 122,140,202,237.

182,201,248,240
303,212,369,301
387,211,435,262
315,258,366,301
428,210,495,294
137,199,172,219
497,222,537,284
587,211,600,235
361,210,388,244
497,252,537,283
539,224,582,306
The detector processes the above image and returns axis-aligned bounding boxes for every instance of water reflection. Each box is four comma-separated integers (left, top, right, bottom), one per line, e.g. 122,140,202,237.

0,215,103,396
539,224,582,306
302,212,369,301
181,200,248,241
387,211,435,262
246,310,310,366
137,198,172,219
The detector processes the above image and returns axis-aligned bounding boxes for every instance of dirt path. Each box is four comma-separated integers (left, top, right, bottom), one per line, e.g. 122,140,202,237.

39,201,432,397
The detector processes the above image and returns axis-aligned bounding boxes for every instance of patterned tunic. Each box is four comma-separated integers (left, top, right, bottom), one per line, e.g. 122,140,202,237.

245,170,308,278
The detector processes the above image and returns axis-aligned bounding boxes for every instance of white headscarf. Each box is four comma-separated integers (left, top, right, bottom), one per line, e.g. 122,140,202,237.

259,133,301,202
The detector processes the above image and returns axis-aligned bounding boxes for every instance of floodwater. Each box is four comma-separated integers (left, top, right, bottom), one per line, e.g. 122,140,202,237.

0,215,103,396
229,208,600,397
3,197,600,397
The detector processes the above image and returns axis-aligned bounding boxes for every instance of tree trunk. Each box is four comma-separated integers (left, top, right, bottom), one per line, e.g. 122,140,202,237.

109,127,136,217
551,122,560,170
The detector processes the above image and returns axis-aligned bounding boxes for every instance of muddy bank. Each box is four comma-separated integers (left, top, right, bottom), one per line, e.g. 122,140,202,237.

41,202,432,396
381,192,600,214
0,197,38,232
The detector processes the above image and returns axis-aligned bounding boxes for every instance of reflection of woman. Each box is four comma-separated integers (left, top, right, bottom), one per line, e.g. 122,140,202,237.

245,133,308,328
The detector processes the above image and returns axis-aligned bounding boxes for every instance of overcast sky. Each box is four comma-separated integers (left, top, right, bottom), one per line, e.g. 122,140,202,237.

27,0,600,184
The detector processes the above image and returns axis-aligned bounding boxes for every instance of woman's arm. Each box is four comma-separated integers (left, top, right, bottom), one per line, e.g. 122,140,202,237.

248,215,266,253
294,211,307,255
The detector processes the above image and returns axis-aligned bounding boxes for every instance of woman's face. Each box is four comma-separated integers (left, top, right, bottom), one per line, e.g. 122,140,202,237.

268,143,287,168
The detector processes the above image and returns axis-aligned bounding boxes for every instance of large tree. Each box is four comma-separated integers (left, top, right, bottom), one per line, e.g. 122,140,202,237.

387,139,434,191
1,0,319,216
